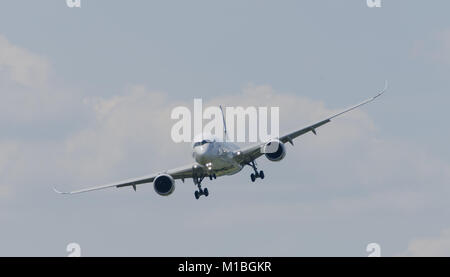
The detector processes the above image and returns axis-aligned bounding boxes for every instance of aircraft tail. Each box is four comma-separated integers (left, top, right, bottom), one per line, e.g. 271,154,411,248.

219,105,228,142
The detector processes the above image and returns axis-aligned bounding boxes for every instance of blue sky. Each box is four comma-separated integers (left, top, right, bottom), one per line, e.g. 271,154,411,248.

0,0,449,256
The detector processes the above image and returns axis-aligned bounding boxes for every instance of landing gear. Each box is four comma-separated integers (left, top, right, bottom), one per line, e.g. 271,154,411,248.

193,174,211,199
194,184,209,199
248,161,265,182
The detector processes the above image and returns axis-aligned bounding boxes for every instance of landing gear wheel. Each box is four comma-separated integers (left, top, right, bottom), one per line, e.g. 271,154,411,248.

248,160,265,182
194,191,200,200
259,171,265,179
204,188,209,197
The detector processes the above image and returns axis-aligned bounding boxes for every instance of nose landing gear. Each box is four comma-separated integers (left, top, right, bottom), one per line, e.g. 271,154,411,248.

248,161,265,182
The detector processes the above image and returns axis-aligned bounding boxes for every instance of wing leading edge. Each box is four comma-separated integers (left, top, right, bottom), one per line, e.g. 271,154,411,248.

234,81,388,164
279,80,388,144
54,162,204,195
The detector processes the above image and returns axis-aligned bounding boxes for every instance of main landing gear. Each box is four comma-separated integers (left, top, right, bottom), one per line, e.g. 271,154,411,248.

193,175,210,200
248,160,264,182
194,186,209,200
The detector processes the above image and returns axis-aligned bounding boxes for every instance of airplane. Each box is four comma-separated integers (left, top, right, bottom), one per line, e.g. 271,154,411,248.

54,82,388,199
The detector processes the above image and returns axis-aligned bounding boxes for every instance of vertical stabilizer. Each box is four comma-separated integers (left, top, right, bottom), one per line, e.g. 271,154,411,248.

219,105,227,142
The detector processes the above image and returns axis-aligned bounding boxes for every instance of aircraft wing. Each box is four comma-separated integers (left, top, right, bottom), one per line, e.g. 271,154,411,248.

54,162,205,195
233,81,388,165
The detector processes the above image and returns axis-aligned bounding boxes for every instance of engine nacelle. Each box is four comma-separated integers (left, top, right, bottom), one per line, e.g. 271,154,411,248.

153,174,175,196
263,139,286,162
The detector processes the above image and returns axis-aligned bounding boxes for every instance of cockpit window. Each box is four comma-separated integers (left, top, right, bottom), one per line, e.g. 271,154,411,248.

193,139,212,148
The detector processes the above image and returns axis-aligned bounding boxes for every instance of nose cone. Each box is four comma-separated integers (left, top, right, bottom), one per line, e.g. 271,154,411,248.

194,143,212,164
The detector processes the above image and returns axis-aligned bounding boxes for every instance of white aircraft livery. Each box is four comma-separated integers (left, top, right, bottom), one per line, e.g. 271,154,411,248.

54,83,388,199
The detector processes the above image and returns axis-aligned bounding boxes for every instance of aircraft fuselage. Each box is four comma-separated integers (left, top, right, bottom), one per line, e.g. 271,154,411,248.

192,139,243,177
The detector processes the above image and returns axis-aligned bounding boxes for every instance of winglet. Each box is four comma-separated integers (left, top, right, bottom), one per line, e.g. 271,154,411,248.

53,187,69,195
328,80,388,121
376,80,388,98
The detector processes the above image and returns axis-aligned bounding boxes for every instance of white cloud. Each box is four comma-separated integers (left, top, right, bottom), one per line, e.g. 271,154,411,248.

0,34,84,127
61,85,188,183
402,229,450,257
0,34,49,88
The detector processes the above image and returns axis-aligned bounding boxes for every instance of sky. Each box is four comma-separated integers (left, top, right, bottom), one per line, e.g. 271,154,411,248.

0,0,450,256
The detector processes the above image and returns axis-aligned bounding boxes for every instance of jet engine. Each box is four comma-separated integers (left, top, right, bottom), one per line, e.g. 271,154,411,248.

263,139,286,162
153,174,175,196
